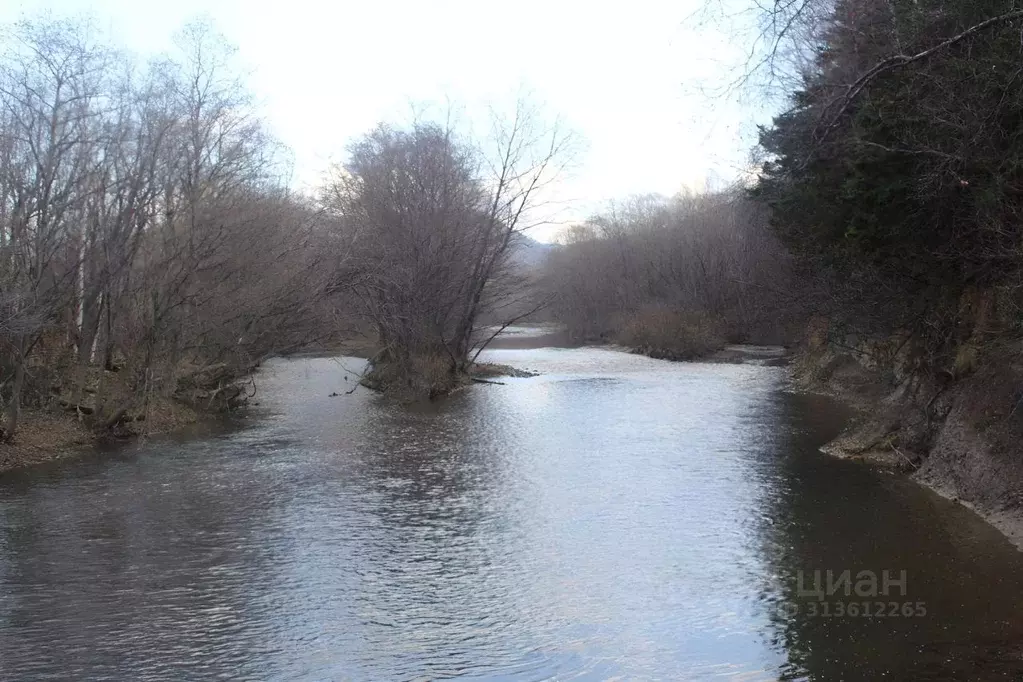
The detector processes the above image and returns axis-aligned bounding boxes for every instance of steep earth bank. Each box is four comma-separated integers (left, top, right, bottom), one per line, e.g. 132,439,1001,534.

793,321,1023,549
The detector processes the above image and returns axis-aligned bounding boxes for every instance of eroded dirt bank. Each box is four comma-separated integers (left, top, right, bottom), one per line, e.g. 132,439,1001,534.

0,362,250,474
793,329,1023,549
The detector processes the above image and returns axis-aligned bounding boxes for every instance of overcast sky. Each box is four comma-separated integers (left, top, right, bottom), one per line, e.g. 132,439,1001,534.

2,0,767,240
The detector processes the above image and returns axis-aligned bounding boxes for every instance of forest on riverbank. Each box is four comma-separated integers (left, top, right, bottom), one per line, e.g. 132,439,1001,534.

0,18,355,458
0,15,567,462
7,0,1023,496
543,0,1023,369
755,0,1023,531
543,0,1023,386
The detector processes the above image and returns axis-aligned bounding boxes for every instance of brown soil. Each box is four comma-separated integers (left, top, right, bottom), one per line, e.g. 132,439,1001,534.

0,411,93,472
0,395,203,475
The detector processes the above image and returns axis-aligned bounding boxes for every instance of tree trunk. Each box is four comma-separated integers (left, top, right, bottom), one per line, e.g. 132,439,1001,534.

72,292,103,405
3,339,26,441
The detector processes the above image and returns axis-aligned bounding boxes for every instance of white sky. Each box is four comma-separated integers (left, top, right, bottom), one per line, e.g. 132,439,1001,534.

2,0,769,241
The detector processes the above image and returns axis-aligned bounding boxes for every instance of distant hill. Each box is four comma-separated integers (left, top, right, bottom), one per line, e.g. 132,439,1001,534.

508,233,556,270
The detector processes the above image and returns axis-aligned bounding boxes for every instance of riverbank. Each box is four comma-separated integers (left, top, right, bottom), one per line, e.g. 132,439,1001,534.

625,340,791,367
791,338,1023,550
603,319,1023,551
0,340,540,474
0,358,253,474
0,395,203,474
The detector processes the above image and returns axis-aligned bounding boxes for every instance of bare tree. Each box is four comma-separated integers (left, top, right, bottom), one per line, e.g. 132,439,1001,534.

0,15,347,440
543,188,799,355
0,18,107,437
323,102,570,397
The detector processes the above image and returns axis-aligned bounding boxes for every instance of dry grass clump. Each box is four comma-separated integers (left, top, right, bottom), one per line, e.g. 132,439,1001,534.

617,307,727,361
469,363,537,379
361,353,464,400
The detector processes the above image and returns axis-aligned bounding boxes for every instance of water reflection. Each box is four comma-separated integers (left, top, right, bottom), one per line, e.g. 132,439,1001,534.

753,390,1023,680
0,348,1022,680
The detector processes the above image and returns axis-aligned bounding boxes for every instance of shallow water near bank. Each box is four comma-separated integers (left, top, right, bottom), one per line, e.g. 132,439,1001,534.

2,344,1023,680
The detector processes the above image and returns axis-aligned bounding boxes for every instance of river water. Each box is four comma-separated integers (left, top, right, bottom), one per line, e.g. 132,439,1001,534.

2,344,1023,680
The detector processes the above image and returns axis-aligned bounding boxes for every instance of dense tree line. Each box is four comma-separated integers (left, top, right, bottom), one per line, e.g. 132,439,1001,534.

543,190,798,358
755,0,1023,369
0,18,340,439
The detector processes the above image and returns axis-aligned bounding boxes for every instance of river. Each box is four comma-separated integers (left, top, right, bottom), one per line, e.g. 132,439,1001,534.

2,342,1023,680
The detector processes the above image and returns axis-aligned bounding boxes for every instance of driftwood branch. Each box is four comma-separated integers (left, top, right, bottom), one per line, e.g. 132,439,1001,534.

471,377,505,385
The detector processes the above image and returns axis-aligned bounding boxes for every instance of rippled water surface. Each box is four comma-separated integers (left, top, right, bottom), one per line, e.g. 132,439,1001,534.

3,345,1023,680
